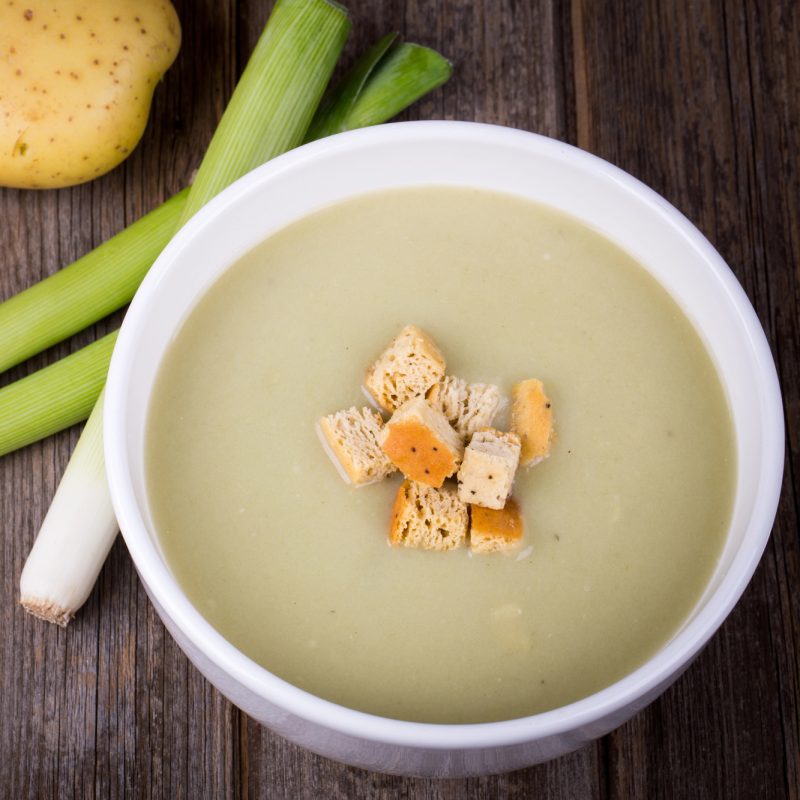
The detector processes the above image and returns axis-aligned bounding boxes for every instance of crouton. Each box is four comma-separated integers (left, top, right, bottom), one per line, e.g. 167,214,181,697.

427,376,502,440
389,480,468,551
364,324,446,412
511,379,555,466
379,397,464,487
318,407,395,486
470,498,525,554
457,428,521,509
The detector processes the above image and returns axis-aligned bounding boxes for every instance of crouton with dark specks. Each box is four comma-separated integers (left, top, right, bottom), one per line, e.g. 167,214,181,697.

457,428,521,509
379,397,464,487
511,379,555,466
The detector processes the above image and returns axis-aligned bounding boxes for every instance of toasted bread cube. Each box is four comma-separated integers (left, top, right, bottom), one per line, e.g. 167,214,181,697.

318,407,396,486
379,397,464,487
364,324,446,412
389,480,468,551
457,428,521,509
511,379,555,466
427,376,502,440
470,498,525,554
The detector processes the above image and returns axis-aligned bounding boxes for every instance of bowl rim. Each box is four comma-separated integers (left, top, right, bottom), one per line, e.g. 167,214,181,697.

105,120,784,750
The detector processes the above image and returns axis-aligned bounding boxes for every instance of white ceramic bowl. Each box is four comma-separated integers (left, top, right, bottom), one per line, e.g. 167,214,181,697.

104,122,784,777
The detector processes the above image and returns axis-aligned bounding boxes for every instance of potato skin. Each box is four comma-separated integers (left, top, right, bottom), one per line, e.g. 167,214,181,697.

0,1,180,189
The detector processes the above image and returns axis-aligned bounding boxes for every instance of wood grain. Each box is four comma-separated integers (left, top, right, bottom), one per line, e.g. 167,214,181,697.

1,0,797,797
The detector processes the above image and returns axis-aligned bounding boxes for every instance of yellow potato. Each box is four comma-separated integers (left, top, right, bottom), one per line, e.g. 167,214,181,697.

0,1,180,189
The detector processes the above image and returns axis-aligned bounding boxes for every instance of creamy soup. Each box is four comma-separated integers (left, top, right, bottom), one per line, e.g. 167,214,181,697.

145,188,735,724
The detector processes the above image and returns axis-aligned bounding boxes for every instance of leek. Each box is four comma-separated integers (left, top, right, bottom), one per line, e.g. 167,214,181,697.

0,191,185,374
0,331,116,457
0,34,454,460
307,41,452,141
20,0,351,625
0,0,350,374
18,11,455,626
19,393,114,626
304,32,399,141
0,34,451,379
176,0,350,227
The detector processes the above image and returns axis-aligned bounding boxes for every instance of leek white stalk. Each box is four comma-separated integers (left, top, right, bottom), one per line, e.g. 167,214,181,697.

19,392,115,626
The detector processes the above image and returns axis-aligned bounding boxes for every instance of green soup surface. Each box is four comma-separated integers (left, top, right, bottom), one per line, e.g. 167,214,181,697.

146,188,735,723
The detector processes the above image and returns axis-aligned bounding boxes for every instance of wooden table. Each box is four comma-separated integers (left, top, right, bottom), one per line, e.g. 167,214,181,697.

1,1,798,797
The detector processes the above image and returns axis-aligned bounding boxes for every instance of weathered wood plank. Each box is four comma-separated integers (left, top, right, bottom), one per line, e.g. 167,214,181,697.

0,1,239,799
0,0,797,797
573,0,799,797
